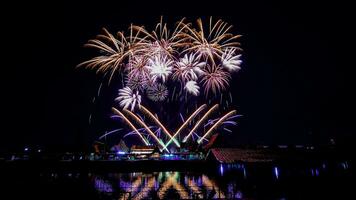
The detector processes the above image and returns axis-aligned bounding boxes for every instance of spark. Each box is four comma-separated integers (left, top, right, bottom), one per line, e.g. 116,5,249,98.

222,48,242,71
123,109,169,152
77,28,127,73
133,17,190,58
223,127,232,132
194,132,208,142
115,87,141,111
112,108,150,145
164,104,207,148
183,104,219,143
125,74,148,92
123,126,157,138
98,128,123,140
184,80,200,96
78,27,147,82
123,128,148,138
139,106,180,147
201,64,230,95
147,84,168,101
126,55,152,89
172,53,205,83
198,110,237,144
146,55,173,82
97,82,103,96
180,17,242,65
179,113,185,122
204,114,240,127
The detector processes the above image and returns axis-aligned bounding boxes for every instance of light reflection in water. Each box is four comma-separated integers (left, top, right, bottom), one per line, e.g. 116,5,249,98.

243,165,247,179
90,161,351,199
219,164,224,176
274,166,279,179
94,177,113,193
93,171,228,199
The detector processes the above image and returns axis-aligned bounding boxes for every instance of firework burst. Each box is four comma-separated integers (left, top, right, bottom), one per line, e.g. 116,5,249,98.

146,55,173,83
172,53,205,83
221,48,242,72
147,84,169,102
79,17,243,150
179,17,242,65
125,74,148,92
77,29,125,71
201,65,230,95
184,80,200,96
78,26,147,82
115,87,142,111
126,55,150,79
132,17,189,58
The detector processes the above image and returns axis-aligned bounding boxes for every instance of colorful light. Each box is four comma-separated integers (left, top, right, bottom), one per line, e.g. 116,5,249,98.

274,166,279,179
80,17,242,150
112,108,150,145
123,109,169,152
198,110,237,144
117,151,126,155
139,105,180,147
183,104,219,143
79,17,242,99
164,104,207,148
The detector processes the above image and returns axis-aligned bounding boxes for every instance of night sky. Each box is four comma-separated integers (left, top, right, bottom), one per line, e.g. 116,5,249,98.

1,1,355,152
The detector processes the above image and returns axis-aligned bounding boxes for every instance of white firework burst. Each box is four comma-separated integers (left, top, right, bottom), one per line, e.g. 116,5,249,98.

173,53,205,83
221,48,242,72
146,55,173,82
115,87,141,111
147,84,168,101
184,80,200,96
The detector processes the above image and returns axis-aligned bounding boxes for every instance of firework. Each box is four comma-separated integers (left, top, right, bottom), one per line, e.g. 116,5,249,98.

201,65,230,95
126,55,152,84
139,105,180,147
125,74,148,92
179,17,242,65
113,104,237,150
78,26,148,82
132,17,189,58
184,80,200,96
172,53,205,83
183,104,219,142
221,48,242,71
77,28,126,73
198,110,237,144
122,109,169,152
115,87,142,111
147,84,168,101
79,17,242,100
164,104,207,148
79,17,243,150
146,55,173,83
111,108,150,145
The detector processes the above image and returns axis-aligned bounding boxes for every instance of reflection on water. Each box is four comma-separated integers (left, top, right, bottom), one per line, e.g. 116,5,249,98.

89,160,352,199
1,160,352,199
93,172,228,199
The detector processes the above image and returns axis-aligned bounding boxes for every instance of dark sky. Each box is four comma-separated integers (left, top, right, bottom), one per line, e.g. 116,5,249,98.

1,0,355,152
